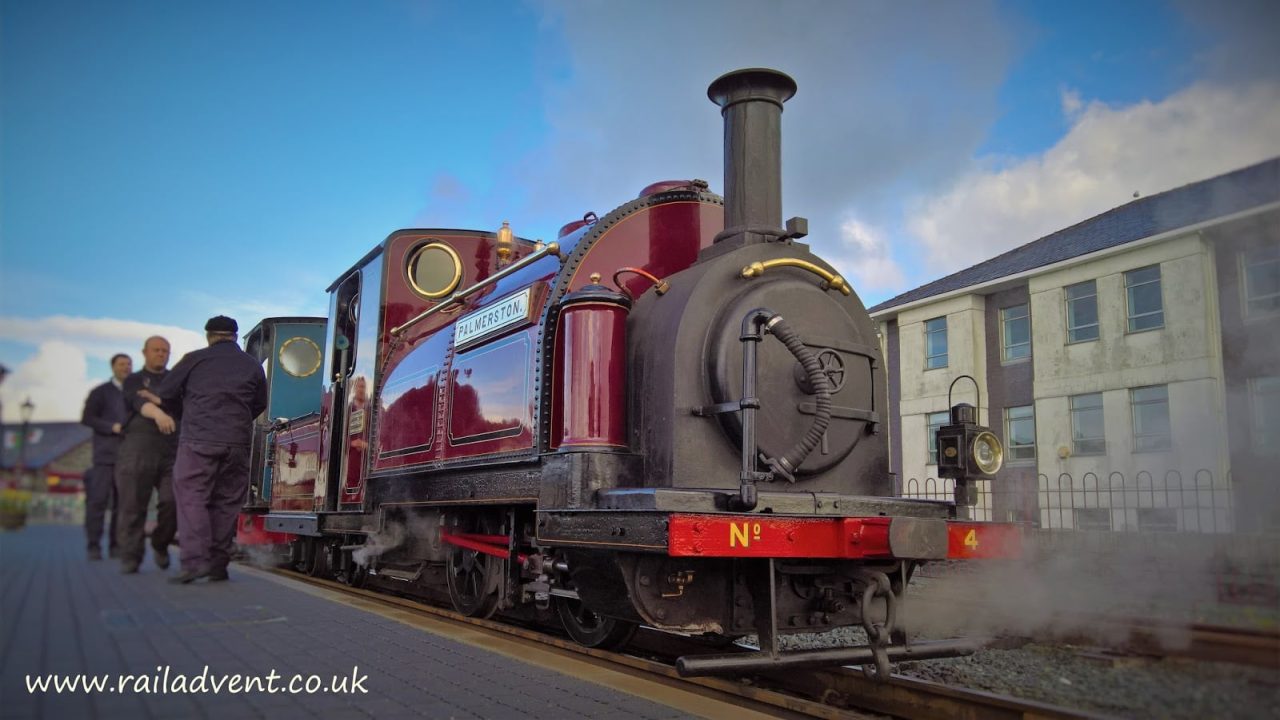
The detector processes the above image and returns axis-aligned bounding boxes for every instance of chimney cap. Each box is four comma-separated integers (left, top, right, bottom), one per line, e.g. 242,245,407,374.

707,68,797,112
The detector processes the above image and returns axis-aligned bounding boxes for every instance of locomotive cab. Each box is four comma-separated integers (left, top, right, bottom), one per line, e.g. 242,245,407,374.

236,316,326,548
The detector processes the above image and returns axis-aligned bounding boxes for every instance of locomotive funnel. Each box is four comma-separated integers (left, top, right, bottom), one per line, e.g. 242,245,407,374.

708,68,797,245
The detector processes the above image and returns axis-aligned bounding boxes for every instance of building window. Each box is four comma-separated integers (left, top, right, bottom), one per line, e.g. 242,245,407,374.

1125,265,1164,332
1065,280,1099,343
1242,248,1280,318
1001,304,1031,362
1070,393,1106,456
1130,385,1171,452
1004,405,1036,463
926,411,949,465
924,317,948,369
1249,377,1280,454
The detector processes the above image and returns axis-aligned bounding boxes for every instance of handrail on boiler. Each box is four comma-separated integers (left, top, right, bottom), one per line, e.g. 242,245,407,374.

390,242,562,337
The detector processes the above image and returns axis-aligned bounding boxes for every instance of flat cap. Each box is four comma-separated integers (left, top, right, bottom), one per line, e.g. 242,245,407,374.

204,315,238,333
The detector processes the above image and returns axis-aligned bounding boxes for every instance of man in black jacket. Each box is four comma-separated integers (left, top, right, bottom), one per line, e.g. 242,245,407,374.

80,353,131,559
116,337,179,574
141,316,267,583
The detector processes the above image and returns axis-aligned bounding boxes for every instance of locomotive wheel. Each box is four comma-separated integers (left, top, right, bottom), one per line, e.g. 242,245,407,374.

307,540,330,578
555,597,637,650
445,515,504,618
292,538,313,573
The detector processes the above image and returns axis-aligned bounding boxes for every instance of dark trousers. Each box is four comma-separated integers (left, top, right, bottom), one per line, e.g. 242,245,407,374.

115,442,177,564
172,441,249,572
84,463,119,551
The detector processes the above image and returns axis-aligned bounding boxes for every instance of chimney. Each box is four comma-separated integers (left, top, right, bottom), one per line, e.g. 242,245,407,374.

707,68,797,245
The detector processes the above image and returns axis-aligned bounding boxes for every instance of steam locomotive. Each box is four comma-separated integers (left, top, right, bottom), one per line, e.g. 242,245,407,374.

236,68,1020,677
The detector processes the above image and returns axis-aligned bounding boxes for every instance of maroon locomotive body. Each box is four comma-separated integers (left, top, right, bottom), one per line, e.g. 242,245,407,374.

253,68,1020,676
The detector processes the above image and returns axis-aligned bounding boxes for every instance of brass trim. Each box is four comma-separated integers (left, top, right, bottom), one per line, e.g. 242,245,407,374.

406,242,463,300
972,431,1004,475
392,241,562,337
278,336,323,378
740,258,851,296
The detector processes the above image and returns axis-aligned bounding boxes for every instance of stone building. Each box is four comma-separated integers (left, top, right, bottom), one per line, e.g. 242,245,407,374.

870,158,1279,533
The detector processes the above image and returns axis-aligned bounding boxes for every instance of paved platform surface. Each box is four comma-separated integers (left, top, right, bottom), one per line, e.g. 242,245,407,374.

0,524,711,720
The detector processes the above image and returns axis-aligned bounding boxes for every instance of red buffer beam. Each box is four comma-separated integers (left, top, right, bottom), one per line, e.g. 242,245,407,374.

667,514,1021,560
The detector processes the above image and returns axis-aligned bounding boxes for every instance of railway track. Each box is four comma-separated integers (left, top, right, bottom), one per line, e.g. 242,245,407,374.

906,597,1280,669
1085,617,1279,669
242,562,1115,719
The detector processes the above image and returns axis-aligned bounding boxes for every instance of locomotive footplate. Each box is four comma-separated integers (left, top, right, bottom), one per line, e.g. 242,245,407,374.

595,487,953,517
264,511,367,537
538,503,1021,561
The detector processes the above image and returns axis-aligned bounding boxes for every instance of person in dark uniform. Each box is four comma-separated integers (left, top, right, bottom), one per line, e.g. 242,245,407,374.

80,353,131,560
116,336,179,574
141,316,267,584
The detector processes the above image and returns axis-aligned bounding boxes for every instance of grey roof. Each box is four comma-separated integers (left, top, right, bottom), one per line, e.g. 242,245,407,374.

870,158,1280,315
1,422,91,469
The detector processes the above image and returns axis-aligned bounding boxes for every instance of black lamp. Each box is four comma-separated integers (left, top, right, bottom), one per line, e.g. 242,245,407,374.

936,377,1003,507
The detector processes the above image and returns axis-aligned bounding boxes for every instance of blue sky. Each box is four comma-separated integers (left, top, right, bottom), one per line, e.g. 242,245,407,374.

2,0,1278,421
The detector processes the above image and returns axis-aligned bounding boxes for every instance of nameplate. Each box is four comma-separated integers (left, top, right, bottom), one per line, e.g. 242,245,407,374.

455,288,532,348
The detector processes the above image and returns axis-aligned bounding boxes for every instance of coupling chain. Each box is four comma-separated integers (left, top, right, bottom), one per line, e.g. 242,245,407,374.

858,570,897,680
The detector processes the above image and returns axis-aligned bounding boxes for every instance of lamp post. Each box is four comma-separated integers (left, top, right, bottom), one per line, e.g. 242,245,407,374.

17,398,34,491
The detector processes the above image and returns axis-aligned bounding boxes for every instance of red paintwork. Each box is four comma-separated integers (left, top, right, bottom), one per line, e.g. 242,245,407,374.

440,531,528,563
444,330,535,457
340,382,371,506
552,300,629,450
668,514,1024,560
269,420,322,512
367,200,719,472
558,218,592,238
374,329,450,471
235,512,292,546
946,522,1023,559
313,384,333,513
636,179,695,197
668,514,894,559
375,228,554,469
565,201,722,298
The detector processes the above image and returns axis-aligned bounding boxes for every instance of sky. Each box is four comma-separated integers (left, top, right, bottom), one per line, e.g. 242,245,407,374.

2,0,1278,422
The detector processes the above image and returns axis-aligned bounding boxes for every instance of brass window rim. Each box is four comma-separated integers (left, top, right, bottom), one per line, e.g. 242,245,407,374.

279,336,323,378
407,241,463,300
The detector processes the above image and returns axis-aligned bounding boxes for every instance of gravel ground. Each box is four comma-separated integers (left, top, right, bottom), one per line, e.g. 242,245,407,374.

742,627,1278,718
901,644,1280,720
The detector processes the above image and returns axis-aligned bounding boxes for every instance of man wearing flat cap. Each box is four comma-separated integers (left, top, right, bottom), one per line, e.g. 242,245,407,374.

139,315,267,583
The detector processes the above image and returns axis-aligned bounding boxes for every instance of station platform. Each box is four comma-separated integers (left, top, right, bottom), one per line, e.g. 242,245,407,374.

0,525,768,720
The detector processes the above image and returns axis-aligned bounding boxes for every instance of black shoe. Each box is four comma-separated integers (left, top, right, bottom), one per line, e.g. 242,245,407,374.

120,561,139,574
169,568,209,584
154,548,170,570
208,568,229,582
88,546,103,561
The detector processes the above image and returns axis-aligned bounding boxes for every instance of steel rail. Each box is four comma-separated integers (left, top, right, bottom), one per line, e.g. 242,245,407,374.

247,563,1114,720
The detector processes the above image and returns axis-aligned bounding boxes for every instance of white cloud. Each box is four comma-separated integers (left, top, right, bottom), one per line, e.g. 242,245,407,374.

832,219,905,293
0,315,207,422
1060,87,1083,121
906,81,1280,274
179,290,326,325
1,341,95,423
518,0,1015,249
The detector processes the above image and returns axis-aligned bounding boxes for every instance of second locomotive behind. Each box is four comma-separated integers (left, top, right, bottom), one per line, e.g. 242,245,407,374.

247,68,1020,676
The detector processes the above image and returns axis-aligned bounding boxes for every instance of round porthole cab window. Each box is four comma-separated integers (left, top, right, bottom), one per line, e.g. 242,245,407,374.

279,336,322,378
407,242,462,299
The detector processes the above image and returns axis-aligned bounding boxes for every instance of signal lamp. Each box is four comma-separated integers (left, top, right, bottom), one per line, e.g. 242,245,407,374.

937,402,1004,506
